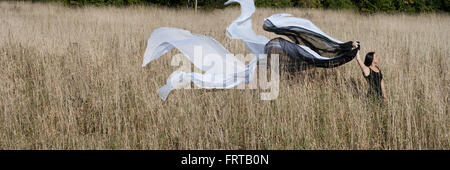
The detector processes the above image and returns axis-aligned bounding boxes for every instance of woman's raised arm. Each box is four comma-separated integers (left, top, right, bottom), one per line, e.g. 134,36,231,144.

353,42,370,76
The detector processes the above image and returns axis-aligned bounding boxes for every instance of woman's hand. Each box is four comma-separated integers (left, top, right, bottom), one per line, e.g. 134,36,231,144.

352,41,359,50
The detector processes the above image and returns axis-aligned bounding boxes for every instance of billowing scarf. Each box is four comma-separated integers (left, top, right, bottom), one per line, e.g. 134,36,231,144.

142,0,359,100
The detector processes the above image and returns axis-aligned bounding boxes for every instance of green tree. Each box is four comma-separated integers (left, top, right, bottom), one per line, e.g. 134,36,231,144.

323,0,356,9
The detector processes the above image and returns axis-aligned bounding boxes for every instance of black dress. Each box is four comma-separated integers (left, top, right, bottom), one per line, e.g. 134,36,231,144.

364,66,383,101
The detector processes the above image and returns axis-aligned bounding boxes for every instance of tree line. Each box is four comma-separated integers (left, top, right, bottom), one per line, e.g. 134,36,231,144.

29,0,450,13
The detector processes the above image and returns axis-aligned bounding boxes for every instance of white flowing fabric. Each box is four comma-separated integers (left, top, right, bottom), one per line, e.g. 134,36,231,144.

142,28,252,100
142,0,350,100
225,0,269,55
142,0,268,100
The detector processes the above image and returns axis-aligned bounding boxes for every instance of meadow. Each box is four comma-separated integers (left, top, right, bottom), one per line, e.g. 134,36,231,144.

0,1,448,149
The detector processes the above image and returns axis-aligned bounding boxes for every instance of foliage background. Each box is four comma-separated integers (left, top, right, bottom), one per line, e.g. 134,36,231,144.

24,0,450,13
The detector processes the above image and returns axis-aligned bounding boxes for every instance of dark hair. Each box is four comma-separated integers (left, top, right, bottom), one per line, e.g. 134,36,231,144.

364,52,375,66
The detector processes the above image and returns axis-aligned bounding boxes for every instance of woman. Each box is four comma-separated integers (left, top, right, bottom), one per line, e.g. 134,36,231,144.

353,42,387,103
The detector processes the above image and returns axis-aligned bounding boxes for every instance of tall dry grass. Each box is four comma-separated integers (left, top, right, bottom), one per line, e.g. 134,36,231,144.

0,1,448,149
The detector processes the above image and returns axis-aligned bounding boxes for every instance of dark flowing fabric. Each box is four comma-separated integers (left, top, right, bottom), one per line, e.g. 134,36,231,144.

263,19,360,72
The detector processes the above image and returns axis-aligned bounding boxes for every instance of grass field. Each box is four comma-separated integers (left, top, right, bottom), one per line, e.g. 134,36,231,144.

0,1,448,149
